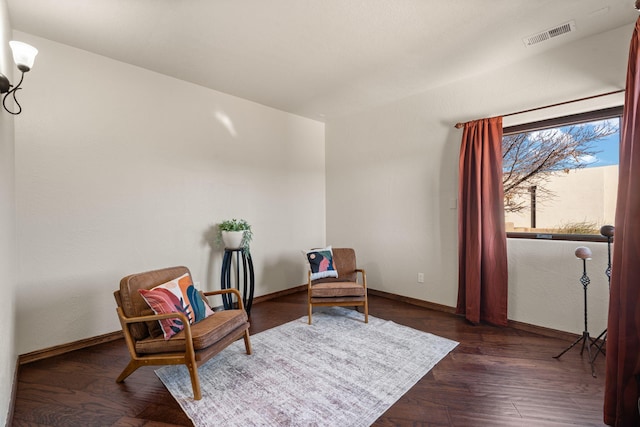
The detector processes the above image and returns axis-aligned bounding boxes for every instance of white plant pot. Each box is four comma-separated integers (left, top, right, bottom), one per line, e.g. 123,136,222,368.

222,230,245,249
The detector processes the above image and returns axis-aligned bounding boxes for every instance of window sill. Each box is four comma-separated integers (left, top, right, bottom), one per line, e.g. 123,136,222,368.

506,232,609,243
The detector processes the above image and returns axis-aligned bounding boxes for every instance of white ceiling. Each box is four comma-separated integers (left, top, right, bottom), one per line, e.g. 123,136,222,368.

6,0,639,121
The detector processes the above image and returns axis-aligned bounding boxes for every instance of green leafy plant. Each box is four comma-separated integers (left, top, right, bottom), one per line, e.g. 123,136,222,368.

217,218,253,252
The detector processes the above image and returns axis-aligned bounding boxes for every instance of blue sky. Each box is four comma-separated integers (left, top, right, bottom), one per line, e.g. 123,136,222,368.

560,118,620,168
592,131,620,167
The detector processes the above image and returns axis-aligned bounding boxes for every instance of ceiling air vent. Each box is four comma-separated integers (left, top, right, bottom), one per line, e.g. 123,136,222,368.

523,20,576,47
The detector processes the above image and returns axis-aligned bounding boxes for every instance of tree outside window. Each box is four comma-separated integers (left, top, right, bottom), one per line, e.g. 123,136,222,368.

503,107,621,236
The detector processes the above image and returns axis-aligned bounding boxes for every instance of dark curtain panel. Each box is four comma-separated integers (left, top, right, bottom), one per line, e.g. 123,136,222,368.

604,17,640,427
456,117,508,326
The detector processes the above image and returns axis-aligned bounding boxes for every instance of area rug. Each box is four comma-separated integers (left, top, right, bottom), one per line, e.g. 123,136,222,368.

155,307,458,426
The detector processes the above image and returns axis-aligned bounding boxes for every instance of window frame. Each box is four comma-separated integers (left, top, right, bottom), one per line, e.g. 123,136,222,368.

503,105,623,243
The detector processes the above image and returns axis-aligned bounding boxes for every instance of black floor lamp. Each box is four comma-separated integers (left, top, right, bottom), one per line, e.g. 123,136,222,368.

591,225,614,364
553,246,598,377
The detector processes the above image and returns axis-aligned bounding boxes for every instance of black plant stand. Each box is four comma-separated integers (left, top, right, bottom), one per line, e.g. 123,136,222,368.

220,248,255,316
553,247,598,377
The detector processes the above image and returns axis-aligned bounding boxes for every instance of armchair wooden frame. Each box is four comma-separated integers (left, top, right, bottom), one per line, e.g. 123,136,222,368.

115,282,252,401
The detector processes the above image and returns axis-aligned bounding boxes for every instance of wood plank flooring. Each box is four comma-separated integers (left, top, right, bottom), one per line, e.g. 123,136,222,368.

11,292,607,426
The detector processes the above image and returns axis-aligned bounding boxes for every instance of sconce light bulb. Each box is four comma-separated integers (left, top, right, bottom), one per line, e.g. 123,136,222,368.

9,41,38,72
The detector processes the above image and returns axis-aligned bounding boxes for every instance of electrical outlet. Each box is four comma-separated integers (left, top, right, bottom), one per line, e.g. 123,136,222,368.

417,273,425,283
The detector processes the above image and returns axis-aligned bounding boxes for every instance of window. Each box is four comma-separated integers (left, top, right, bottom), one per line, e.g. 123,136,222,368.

503,106,622,241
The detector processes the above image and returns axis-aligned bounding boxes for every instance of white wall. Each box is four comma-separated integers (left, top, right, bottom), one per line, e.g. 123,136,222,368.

325,23,630,335
0,0,16,424
13,32,325,355
507,238,610,334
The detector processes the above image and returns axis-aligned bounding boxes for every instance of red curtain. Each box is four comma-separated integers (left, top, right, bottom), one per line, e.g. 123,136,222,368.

456,117,509,326
604,17,640,427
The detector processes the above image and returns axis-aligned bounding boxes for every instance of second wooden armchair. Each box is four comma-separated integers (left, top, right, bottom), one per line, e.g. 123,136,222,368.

307,247,368,324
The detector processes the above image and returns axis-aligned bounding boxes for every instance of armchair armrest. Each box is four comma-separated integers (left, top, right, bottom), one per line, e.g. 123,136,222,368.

355,268,367,287
117,307,189,326
202,288,246,311
115,307,196,356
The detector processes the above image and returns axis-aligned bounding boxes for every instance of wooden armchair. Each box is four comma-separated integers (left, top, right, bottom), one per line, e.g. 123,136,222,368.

307,248,368,324
114,266,252,400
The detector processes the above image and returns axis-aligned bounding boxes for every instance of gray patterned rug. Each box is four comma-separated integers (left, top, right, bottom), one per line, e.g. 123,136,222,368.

156,306,458,426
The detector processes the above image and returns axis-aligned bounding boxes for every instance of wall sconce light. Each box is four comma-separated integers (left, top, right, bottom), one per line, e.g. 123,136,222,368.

0,41,38,115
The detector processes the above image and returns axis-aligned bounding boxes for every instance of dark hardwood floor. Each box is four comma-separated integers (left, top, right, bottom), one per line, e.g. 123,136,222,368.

12,292,606,426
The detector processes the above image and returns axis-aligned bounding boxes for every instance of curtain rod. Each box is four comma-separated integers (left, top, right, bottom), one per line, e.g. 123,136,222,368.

454,89,625,129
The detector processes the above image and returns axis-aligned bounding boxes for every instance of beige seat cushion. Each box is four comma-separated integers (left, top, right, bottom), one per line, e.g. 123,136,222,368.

311,281,366,298
135,309,248,354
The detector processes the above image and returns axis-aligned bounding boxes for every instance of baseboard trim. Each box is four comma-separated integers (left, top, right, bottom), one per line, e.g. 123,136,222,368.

368,288,457,314
252,284,307,305
506,319,581,342
17,286,582,366
18,330,123,366
368,288,580,341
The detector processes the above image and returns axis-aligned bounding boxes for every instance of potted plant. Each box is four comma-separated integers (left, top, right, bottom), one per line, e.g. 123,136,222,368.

217,218,253,253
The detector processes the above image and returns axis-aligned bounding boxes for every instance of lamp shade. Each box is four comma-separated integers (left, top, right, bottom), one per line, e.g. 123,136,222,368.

575,246,592,260
600,225,615,238
9,41,38,72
